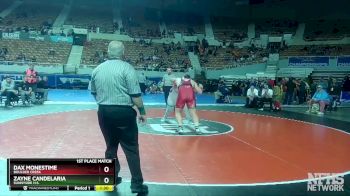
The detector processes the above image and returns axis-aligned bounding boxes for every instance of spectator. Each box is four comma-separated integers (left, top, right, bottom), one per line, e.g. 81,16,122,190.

258,84,273,111
31,56,37,62
246,85,258,108
231,81,240,96
138,72,147,95
16,78,36,105
24,64,38,90
218,80,230,95
17,52,26,61
48,48,55,57
36,76,49,101
298,79,309,104
285,78,296,105
306,85,330,115
162,68,176,105
318,77,328,89
215,80,231,103
1,76,18,107
328,78,341,110
273,82,283,111
343,75,350,92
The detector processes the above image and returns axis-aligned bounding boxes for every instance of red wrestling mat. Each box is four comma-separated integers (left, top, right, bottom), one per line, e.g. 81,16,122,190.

1,109,350,185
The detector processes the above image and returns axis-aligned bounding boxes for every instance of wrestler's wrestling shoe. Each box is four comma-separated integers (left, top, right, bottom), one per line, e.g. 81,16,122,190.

194,127,202,135
177,126,184,135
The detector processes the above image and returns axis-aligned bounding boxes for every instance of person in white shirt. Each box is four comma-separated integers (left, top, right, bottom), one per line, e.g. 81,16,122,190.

138,72,147,95
162,68,176,105
246,85,258,108
1,76,18,107
258,84,274,111
161,78,191,124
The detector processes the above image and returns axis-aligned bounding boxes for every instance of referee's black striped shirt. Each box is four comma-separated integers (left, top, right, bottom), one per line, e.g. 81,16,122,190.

89,59,141,106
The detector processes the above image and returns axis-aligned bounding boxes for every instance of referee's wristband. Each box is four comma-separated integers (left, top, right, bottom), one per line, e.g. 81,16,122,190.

138,106,146,115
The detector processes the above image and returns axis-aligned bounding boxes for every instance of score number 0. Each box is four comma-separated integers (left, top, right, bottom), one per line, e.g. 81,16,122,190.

103,166,110,184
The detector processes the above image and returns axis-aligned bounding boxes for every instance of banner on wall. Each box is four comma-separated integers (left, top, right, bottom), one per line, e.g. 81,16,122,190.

0,73,24,81
54,74,90,89
288,57,329,67
337,56,350,66
26,32,48,41
50,35,73,44
1,32,20,40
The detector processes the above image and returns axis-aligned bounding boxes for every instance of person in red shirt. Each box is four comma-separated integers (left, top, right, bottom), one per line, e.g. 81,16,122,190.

24,64,38,90
175,74,203,135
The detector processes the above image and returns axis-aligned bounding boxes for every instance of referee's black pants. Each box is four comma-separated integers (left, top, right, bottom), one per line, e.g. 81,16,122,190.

163,86,172,105
97,105,143,185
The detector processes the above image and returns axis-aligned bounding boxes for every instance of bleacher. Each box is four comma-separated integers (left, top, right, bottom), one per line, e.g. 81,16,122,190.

200,47,267,69
255,19,298,36
124,41,190,71
0,39,71,64
1,1,63,31
65,2,114,33
311,70,350,84
164,11,204,36
81,40,190,71
280,45,350,57
211,16,248,42
277,68,314,78
121,7,161,38
304,19,350,41
81,40,109,65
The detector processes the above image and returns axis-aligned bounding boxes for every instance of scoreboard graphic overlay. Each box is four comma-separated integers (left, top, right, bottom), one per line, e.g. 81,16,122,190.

7,159,115,191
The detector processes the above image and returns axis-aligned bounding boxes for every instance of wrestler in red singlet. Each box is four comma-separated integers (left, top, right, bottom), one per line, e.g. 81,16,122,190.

176,78,196,109
174,75,203,135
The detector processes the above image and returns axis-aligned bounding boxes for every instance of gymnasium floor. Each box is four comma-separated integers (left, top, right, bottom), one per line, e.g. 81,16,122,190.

0,90,349,196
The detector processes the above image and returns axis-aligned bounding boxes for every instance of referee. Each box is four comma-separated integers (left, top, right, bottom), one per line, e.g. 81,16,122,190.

162,67,176,105
89,41,148,194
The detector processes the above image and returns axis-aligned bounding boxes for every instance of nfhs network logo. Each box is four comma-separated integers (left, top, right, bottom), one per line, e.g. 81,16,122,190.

307,173,344,192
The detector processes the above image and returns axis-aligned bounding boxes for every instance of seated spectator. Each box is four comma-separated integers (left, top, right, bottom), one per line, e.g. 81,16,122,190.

231,81,241,96
328,78,341,111
215,80,231,103
0,48,6,60
36,76,49,101
16,52,26,61
1,76,18,107
48,48,55,57
31,56,37,62
306,85,330,115
246,85,258,108
258,84,273,111
214,90,224,103
16,79,36,106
